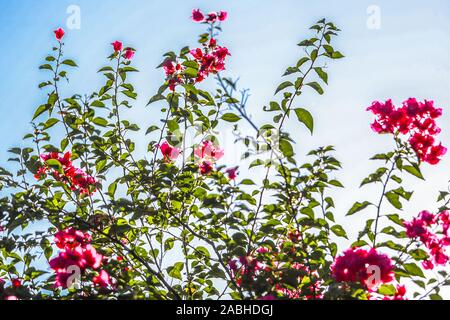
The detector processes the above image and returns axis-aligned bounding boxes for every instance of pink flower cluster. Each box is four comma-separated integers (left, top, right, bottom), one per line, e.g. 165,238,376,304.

35,152,97,195
331,247,394,288
228,255,268,287
404,210,450,270
162,10,230,91
158,141,181,162
190,38,231,83
225,167,239,180
367,98,446,164
162,60,184,91
191,9,228,23
111,40,135,60
157,140,236,179
49,228,111,288
194,140,224,175
163,38,230,91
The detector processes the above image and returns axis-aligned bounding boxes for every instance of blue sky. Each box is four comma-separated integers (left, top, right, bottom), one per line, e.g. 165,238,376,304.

1,0,450,297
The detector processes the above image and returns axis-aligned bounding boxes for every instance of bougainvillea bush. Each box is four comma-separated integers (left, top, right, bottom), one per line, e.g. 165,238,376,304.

0,9,449,300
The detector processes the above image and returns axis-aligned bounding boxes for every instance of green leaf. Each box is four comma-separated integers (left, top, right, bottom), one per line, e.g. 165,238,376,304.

61,59,78,67
314,67,328,84
39,64,53,71
264,101,281,112
249,159,264,169
404,263,425,278
275,81,293,95
403,165,424,180
182,60,199,69
167,262,184,280
93,117,108,127
385,191,402,209
294,108,314,134
306,82,324,95
121,66,139,72
296,57,310,68
33,104,49,120
184,67,198,78
60,138,69,151
122,90,137,99
98,66,114,73
328,179,344,188
347,201,372,216
279,139,294,157
221,113,241,123
45,159,63,172
43,118,59,130
331,225,348,239
91,100,106,108
323,44,334,54
378,284,396,296
147,94,165,105
283,66,299,76
44,247,53,260
331,51,345,59
108,181,117,197
48,93,58,106
240,179,255,185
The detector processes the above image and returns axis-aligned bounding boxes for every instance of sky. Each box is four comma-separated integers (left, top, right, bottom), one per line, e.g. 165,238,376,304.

1,0,450,298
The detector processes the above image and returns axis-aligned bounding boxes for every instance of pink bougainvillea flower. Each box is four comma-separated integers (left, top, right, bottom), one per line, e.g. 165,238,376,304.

189,48,204,60
218,11,228,21
54,28,65,41
404,210,450,269
6,296,19,300
439,211,450,235
37,152,97,195
205,12,218,23
83,244,104,269
331,247,394,287
256,247,269,254
161,59,184,91
226,167,239,180
93,270,112,288
11,279,21,288
194,140,224,161
422,259,434,270
49,228,108,288
199,161,213,175
112,41,123,52
189,42,230,83
367,98,446,165
228,259,238,271
124,48,135,60
191,9,205,22
158,141,181,161
54,227,91,249
162,59,176,76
